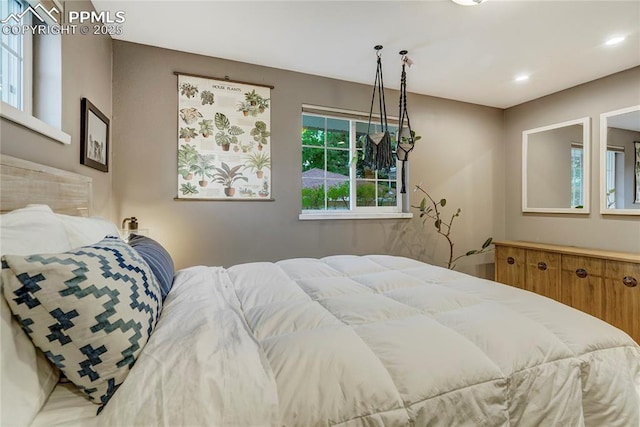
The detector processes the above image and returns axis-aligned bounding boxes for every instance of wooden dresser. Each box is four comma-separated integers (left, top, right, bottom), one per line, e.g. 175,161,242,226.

494,240,640,344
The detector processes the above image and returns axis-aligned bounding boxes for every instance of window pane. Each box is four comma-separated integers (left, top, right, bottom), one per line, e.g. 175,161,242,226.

356,180,377,207
326,179,349,210
326,148,349,176
302,115,325,147
389,125,398,150
302,146,324,173
378,181,397,206
0,0,23,110
326,118,349,148
570,147,583,207
378,166,398,180
1,50,21,108
302,184,325,210
355,122,367,150
356,163,376,179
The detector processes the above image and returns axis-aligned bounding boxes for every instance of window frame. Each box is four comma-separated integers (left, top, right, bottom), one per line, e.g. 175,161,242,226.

1,0,32,113
0,0,69,144
299,106,412,220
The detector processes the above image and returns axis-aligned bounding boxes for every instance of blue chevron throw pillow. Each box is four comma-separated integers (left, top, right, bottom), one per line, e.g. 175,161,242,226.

1,236,162,406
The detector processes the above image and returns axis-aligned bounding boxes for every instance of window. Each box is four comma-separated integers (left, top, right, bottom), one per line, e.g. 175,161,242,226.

605,147,624,209
570,145,583,207
1,0,32,111
300,108,410,220
0,0,67,143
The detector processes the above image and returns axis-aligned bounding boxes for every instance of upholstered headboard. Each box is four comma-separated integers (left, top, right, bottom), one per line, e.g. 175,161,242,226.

0,155,92,216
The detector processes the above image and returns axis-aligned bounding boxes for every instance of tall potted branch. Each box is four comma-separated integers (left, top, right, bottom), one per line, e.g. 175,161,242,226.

413,184,493,270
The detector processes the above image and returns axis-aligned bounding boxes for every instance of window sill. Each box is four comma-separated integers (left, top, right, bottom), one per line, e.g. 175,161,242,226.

1,102,70,145
299,212,413,220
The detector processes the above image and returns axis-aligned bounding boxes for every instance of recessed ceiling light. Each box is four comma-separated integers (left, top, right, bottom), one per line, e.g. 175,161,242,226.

451,0,487,5
605,36,625,46
515,75,530,82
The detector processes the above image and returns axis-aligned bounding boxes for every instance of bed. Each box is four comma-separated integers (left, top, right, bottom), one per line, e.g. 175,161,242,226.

1,154,639,427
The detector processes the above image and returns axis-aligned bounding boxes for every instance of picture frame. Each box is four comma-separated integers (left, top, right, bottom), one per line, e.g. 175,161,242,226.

80,98,109,172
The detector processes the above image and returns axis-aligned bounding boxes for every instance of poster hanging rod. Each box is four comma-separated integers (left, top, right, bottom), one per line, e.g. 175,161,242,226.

173,71,275,89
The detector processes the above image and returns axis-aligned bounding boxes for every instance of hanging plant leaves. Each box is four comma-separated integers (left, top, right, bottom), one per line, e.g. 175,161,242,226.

440,199,447,207
434,219,442,230
419,198,426,211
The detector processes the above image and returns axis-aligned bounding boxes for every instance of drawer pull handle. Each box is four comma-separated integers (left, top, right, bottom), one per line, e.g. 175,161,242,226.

622,276,638,287
537,262,547,271
507,257,515,265
575,268,587,278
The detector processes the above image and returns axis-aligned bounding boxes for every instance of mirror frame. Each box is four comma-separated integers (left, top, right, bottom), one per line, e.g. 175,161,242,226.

522,117,591,214
600,105,640,216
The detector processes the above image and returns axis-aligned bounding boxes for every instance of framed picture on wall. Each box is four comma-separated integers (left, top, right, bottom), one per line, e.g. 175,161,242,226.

80,98,109,172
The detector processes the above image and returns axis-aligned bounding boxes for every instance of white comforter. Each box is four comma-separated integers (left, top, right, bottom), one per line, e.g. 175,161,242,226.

98,255,640,426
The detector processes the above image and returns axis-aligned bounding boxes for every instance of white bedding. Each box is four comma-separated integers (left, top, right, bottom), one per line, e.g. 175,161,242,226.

30,383,97,427
92,255,640,426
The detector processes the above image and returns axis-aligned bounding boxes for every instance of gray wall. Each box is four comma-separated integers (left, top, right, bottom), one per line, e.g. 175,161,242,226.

504,66,640,252
112,41,505,273
0,1,113,218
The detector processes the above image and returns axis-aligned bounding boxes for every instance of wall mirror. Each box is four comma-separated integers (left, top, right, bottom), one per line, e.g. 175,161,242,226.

522,117,590,213
600,105,640,215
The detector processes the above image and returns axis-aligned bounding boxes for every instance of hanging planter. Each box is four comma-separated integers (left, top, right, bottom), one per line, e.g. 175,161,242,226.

396,50,418,194
397,129,421,161
363,45,394,172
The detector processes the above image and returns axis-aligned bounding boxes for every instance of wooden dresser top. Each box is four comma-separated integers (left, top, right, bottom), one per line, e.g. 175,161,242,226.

493,240,640,264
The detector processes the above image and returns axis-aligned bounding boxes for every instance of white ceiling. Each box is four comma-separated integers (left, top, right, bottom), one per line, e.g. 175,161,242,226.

91,0,640,109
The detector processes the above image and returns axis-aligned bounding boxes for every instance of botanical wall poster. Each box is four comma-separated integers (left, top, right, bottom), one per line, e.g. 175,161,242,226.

177,73,271,199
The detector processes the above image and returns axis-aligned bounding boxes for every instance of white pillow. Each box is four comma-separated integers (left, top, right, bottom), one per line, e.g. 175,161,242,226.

0,205,72,255
0,204,70,427
55,213,120,248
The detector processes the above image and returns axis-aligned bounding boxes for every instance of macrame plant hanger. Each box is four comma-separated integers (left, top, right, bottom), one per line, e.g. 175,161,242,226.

396,49,415,195
364,45,394,172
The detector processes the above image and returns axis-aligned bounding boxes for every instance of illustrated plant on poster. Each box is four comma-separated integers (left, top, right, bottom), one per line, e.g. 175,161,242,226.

176,74,272,199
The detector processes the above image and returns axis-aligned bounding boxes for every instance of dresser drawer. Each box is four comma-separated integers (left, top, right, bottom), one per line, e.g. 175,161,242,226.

561,255,604,318
562,254,604,277
603,260,640,343
495,245,526,288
